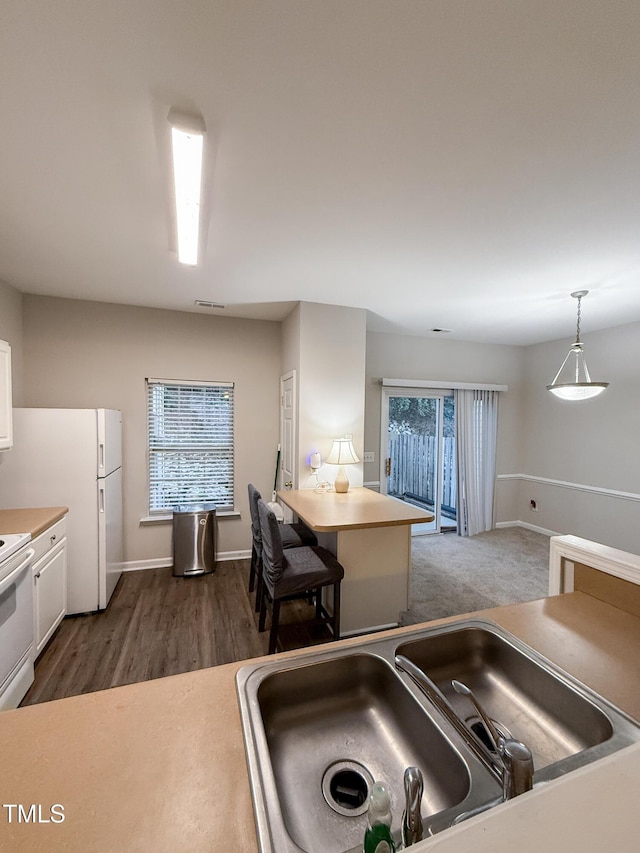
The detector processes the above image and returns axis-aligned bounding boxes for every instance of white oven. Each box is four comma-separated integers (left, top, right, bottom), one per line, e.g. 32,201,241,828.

0,533,35,710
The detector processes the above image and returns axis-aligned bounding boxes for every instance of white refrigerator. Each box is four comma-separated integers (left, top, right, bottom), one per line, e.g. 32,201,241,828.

0,408,123,614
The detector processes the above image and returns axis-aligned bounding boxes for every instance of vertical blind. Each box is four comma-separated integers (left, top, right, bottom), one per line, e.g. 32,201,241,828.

454,388,499,537
146,378,235,513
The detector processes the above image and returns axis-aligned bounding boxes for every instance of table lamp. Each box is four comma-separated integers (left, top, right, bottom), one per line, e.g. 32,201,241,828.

326,436,359,493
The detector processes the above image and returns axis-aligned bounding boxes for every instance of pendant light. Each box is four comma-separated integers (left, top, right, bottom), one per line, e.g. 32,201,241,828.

546,290,609,400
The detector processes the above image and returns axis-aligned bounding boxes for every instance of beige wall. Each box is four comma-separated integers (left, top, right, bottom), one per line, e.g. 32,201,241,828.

6,288,639,562
365,325,640,554
297,302,367,489
0,279,24,405
365,332,526,510
518,320,640,553
281,302,367,489
19,295,282,564
281,303,301,382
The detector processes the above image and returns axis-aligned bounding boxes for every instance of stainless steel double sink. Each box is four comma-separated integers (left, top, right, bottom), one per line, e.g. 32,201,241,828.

236,619,640,853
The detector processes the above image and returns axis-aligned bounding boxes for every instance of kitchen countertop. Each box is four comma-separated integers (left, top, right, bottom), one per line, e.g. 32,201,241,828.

278,487,433,531
1,592,640,851
0,506,68,539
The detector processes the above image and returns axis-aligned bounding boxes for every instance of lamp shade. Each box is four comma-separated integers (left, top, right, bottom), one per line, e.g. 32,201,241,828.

548,383,608,401
546,341,609,399
326,437,359,465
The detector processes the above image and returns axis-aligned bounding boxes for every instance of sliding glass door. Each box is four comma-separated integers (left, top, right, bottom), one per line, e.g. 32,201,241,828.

381,390,456,534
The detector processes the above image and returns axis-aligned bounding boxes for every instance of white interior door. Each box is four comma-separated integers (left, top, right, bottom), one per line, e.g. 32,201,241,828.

279,371,296,521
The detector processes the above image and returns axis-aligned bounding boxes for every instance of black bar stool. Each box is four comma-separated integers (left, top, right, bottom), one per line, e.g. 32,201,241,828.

257,498,343,654
247,484,317,612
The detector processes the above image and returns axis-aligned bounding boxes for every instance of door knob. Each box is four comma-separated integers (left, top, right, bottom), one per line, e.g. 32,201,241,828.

284,481,292,489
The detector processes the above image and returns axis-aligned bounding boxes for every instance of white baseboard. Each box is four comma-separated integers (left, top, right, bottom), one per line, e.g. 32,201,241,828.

495,520,559,537
217,549,252,562
122,550,251,573
122,558,172,572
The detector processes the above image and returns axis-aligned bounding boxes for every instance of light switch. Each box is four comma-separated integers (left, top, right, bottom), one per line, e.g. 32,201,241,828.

363,451,375,463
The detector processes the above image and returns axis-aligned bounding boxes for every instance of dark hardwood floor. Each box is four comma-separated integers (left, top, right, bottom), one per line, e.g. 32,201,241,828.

21,560,333,707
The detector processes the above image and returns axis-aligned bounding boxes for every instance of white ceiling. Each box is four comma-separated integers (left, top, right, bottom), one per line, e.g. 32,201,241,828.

1,1,639,345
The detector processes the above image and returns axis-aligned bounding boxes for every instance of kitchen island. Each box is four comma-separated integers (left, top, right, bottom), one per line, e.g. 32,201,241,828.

277,487,433,634
1,586,640,851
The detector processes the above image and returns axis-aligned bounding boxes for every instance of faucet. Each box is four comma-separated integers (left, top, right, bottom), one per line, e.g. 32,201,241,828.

394,654,534,802
451,679,534,800
401,766,425,847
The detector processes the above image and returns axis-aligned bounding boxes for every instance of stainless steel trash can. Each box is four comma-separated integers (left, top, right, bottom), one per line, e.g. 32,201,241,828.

172,503,216,576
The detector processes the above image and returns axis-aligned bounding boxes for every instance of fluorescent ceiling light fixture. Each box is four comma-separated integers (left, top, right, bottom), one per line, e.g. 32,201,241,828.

546,290,609,400
168,107,206,266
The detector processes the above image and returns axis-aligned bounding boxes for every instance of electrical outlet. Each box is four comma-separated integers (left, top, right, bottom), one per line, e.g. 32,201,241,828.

363,451,375,463
530,499,538,511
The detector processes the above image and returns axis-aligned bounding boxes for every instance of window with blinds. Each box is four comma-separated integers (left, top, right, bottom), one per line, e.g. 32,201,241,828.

146,378,235,513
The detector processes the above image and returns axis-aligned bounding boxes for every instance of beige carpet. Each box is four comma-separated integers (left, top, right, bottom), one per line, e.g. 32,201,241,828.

400,526,550,625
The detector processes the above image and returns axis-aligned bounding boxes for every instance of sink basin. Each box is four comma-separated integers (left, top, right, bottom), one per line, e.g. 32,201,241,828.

256,653,475,852
395,622,635,781
238,650,499,852
237,619,640,852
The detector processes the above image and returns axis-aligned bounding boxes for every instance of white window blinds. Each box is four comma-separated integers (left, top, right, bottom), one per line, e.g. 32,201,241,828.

146,378,235,513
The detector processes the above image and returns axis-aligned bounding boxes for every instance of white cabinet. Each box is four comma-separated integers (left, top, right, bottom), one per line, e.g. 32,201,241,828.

0,339,12,451
32,517,67,656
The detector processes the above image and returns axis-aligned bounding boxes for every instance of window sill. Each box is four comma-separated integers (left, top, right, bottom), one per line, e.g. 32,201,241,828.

140,511,241,525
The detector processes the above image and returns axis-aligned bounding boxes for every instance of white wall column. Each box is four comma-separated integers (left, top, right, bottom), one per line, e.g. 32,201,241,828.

282,302,367,490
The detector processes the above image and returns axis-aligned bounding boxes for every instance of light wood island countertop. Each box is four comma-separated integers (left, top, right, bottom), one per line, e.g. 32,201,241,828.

1,592,640,851
277,487,433,531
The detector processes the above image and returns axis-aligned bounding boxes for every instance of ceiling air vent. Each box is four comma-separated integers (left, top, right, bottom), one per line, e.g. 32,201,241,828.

195,300,226,309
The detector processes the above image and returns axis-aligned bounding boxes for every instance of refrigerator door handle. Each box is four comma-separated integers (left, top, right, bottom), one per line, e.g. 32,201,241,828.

99,484,105,513
99,442,105,472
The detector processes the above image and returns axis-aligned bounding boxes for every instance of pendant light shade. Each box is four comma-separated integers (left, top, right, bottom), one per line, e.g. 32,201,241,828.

546,291,608,400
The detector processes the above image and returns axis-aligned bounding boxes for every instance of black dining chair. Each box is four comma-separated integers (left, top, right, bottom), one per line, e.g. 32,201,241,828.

247,484,317,611
257,498,343,654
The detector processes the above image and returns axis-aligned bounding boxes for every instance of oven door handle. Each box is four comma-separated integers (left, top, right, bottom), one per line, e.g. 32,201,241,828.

0,548,36,596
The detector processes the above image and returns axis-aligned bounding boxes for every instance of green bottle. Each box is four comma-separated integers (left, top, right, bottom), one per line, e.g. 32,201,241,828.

363,781,396,853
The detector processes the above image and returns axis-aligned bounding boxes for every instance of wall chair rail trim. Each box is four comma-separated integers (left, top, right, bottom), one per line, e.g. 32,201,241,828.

497,474,640,504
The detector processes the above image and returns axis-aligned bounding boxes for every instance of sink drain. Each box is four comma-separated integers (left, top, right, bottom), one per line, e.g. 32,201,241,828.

466,715,512,753
321,760,374,817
